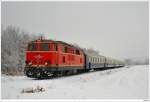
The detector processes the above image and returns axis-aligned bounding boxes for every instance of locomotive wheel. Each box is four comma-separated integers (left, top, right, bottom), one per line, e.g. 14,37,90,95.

25,70,33,77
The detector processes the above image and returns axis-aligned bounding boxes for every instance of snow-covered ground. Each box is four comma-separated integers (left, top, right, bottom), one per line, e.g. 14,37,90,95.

1,65,149,99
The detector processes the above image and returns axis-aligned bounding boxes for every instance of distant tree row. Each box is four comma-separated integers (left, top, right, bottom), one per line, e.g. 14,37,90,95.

1,25,43,75
124,58,149,65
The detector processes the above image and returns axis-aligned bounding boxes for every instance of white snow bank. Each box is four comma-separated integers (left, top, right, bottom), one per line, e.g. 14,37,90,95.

1,65,148,99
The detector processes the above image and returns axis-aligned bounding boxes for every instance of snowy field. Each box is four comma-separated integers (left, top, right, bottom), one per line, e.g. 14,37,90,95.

1,65,149,99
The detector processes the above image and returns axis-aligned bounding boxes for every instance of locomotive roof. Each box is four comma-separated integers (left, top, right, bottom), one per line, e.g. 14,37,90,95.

30,39,83,50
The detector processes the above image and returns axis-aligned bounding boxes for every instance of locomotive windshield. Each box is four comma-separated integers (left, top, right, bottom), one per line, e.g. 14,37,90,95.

28,43,36,51
40,43,50,51
27,42,57,51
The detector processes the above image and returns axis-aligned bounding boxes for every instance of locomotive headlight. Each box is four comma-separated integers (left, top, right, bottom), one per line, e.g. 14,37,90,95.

25,61,32,66
29,62,32,65
45,60,50,66
45,62,48,66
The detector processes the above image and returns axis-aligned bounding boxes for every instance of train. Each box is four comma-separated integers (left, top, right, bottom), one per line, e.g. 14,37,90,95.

24,39,125,78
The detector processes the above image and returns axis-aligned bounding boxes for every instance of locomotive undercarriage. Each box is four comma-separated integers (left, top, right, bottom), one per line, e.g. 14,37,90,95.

24,66,87,78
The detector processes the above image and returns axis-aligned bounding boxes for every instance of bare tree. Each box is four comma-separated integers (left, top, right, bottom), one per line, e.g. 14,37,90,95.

1,25,35,75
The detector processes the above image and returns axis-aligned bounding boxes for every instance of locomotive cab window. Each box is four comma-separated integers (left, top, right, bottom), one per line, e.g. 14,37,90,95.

40,43,50,51
28,43,37,51
52,43,57,51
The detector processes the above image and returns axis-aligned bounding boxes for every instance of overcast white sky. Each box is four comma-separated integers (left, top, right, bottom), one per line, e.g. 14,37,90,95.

1,2,149,60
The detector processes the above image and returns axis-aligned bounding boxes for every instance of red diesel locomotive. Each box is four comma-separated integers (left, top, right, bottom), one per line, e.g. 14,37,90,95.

25,39,85,78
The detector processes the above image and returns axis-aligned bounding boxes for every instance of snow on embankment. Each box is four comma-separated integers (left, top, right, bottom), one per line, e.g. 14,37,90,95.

1,65,148,99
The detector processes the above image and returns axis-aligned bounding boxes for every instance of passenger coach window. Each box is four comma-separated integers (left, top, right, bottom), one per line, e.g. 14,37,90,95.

41,43,50,51
28,43,36,51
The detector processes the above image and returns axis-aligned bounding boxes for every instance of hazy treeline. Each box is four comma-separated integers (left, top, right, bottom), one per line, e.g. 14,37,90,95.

124,58,149,65
1,25,40,75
